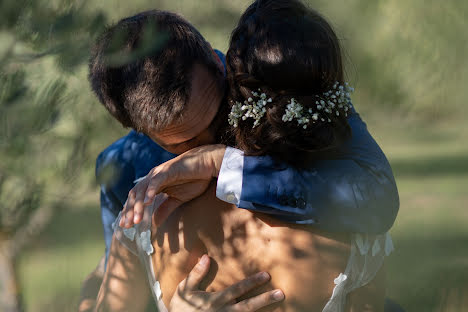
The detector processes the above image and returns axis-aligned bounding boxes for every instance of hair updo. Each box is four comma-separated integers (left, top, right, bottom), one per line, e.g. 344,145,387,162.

226,0,352,166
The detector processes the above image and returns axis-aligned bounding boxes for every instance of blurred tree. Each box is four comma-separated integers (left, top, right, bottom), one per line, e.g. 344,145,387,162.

0,0,107,310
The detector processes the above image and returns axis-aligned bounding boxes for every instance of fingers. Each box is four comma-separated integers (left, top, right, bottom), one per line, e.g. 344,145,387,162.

216,272,271,305
120,193,134,228
180,255,211,291
145,149,215,199
145,167,172,201
119,200,127,227
122,188,144,228
224,289,285,312
119,179,149,228
154,197,183,226
145,183,162,204
132,183,149,225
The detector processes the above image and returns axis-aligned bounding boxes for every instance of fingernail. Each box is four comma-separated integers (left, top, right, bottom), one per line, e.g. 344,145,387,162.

199,255,209,266
257,272,270,282
272,290,284,301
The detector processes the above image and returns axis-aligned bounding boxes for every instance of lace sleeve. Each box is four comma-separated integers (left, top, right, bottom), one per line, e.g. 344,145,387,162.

113,206,153,256
113,193,170,254
113,193,168,305
322,232,394,312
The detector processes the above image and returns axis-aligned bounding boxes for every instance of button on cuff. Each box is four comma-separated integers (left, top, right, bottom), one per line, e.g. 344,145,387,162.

226,193,238,204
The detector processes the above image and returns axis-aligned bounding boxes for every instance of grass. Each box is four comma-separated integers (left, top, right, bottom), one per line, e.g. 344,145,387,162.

17,116,468,312
18,200,104,311
369,116,468,312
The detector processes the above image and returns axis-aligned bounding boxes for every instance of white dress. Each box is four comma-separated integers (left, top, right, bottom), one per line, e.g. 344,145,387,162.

114,199,394,312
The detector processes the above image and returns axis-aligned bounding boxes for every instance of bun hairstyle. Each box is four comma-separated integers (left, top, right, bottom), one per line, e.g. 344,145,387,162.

226,0,351,165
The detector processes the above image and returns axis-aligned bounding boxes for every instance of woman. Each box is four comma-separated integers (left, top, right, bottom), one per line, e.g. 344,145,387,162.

97,0,391,311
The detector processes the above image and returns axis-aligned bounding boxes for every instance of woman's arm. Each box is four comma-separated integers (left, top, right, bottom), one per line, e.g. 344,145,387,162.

95,235,151,312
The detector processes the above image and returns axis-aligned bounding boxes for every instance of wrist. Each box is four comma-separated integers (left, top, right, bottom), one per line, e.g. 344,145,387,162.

211,144,226,177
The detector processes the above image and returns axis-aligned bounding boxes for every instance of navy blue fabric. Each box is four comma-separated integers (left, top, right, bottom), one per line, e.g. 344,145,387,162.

214,49,226,73
96,131,175,263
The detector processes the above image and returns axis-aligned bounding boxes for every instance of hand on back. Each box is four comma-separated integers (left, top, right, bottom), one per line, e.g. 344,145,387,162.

169,255,284,312
120,145,227,228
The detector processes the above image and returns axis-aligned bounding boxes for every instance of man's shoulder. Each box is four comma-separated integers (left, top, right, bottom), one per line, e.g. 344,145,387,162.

97,131,148,166
96,130,175,180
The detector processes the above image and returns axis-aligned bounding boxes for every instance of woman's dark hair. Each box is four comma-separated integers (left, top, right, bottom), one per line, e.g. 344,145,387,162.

226,0,351,165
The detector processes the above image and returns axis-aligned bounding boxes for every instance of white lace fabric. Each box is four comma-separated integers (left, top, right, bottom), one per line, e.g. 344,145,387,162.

113,194,169,312
113,197,393,312
322,232,394,312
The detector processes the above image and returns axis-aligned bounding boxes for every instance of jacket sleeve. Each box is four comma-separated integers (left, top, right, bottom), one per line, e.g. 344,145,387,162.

96,140,136,266
218,108,399,234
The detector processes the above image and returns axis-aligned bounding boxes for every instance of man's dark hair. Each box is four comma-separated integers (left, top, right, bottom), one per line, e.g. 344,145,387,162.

226,0,351,166
89,10,224,133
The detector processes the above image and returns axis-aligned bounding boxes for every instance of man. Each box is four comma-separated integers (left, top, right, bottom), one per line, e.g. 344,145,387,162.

80,9,400,311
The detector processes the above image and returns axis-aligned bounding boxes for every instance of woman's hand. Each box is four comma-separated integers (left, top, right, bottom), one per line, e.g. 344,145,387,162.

120,144,226,228
169,255,285,312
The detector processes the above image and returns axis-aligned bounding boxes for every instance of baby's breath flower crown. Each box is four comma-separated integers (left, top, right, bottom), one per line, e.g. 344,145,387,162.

228,90,272,128
228,82,354,129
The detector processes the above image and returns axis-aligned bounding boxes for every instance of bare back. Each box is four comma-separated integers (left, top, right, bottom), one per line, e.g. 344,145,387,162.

151,183,385,311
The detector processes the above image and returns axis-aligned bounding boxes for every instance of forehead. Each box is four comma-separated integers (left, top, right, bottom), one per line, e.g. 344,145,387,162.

150,64,223,145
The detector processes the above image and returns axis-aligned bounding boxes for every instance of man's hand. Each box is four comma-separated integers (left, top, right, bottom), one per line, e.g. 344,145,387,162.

169,255,285,312
120,144,226,228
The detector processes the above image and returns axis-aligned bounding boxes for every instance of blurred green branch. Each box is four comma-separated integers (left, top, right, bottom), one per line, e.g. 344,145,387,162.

0,0,109,310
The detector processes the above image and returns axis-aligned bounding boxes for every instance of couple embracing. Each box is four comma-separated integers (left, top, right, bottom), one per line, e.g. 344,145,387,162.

80,0,402,311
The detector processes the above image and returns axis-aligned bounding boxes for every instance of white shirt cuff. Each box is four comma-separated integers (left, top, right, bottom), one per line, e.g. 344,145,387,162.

216,146,244,205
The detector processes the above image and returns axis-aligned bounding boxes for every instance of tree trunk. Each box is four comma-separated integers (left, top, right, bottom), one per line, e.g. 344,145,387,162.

0,236,22,312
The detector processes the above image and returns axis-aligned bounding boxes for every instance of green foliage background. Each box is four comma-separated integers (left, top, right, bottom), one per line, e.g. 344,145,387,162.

0,0,467,311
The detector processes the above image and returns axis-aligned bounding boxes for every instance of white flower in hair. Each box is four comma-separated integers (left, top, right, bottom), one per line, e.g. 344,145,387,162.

282,98,310,129
282,82,354,128
228,83,353,129
228,89,272,128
